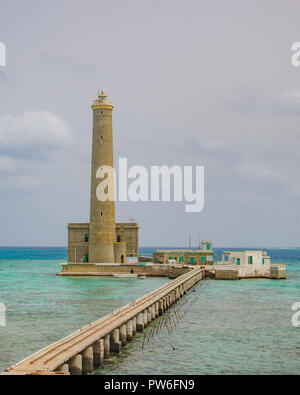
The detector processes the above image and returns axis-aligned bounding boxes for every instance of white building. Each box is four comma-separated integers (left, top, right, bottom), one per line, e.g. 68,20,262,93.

217,250,271,278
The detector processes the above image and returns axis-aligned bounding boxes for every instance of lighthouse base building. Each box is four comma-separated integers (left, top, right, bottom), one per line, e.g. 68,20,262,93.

68,222,139,263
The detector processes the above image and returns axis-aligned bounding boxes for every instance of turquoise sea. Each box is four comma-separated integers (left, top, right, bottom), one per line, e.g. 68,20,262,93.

0,247,299,375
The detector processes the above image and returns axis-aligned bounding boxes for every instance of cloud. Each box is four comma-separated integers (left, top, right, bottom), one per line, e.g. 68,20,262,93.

237,162,286,183
0,111,72,158
223,89,300,118
0,111,72,193
0,156,18,173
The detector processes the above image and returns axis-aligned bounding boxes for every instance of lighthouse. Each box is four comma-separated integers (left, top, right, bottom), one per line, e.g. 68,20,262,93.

88,91,117,263
66,92,139,265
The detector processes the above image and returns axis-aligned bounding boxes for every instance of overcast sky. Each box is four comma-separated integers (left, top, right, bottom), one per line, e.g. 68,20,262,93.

1,0,300,247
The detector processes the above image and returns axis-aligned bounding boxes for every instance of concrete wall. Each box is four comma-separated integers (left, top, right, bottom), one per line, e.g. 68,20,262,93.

270,265,286,279
59,263,192,278
215,269,239,280
68,224,89,263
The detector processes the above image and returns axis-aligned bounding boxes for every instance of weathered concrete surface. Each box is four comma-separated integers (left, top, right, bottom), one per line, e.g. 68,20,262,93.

270,264,286,279
104,334,110,359
136,312,144,332
56,363,69,373
82,347,93,375
120,324,127,346
215,268,239,280
126,320,133,341
4,269,203,375
68,354,82,376
93,339,104,367
110,329,121,353
59,263,192,278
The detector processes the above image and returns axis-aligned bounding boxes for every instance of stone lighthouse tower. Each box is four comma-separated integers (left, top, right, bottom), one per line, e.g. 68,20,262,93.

88,91,116,263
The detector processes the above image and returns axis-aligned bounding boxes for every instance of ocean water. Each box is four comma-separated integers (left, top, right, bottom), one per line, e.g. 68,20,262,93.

0,247,299,374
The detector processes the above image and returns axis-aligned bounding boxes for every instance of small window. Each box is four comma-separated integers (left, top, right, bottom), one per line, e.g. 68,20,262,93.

248,256,253,265
206,244,211,251
84,234,89,243
180,256,184,262
200,256,205,263
224,255,229,262
237,258,240,265
117,235,121,242
190,257,195,265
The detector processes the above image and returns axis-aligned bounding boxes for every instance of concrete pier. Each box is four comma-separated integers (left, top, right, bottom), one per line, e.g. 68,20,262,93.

163,296,167,311
151,305,156,320
136,312,144,332
159,299,164,315
4,269,204,375
56,363,69,373
143,310,148,328
68,354,82,376
110,329,121,354
126,320,133,341
155,302,159,317
104,334,110,359
82,347,93,375
120,324,127,346
147,307,152,324
93,340,104,367
132,317,137,336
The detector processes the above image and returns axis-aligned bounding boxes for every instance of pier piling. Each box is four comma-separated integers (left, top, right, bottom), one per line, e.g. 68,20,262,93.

136,313,144,332
82,347,93,375
4,269,204,375
120,324,127,346
110,329,121,354
126,320,133,341
68,354,82,376
104,334,110,359
93,339,104,367
143,310,148,327
56,363,69,373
